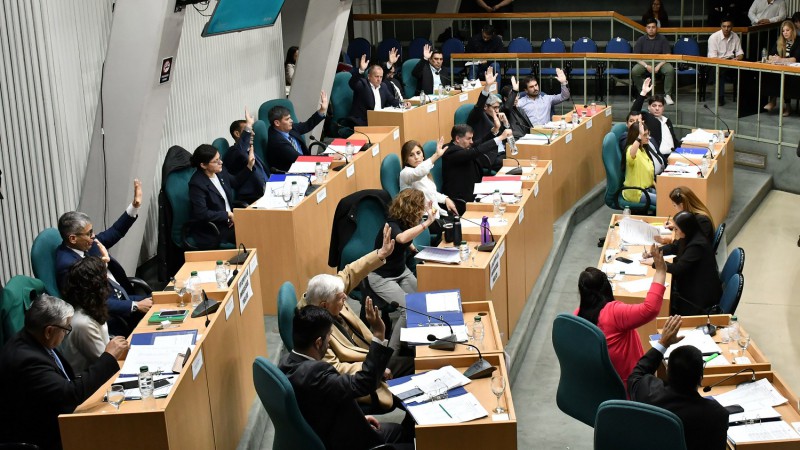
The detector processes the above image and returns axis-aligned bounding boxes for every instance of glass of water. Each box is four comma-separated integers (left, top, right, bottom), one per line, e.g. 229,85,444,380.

497,203,508,224
107,385,125,411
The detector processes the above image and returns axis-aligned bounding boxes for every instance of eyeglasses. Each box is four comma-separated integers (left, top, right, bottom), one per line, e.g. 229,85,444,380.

52,324,72,336
209,159,222,165
73,229,94,237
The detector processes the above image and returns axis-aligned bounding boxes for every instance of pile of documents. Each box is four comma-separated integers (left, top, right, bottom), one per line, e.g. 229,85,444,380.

120,330,197,377
711,379,800,443
618,217,666,246
399,290,469,344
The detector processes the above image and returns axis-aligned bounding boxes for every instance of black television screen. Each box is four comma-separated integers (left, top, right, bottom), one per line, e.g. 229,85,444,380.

201,0,285,37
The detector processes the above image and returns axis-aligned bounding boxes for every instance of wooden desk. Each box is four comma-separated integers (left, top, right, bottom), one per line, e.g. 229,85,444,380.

59,250,265,450
414,353,517,450
597,214,673,346
415,301,504,361
656,132,733,225
700,371,800,449
516,106,613,218
654,315,771,377
236,127,398,314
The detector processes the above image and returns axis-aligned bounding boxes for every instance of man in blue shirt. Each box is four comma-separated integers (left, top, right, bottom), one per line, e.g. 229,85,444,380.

517,68,570,126
265,92,328,172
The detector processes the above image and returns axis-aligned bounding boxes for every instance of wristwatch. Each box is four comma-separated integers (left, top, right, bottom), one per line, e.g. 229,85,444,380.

132,303,139,313
636,137,643,143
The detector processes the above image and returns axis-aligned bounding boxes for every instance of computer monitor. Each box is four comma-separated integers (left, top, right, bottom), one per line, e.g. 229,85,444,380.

201,0,285,37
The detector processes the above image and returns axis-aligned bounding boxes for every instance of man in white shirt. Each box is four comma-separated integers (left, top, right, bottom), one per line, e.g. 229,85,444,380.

348,55,401,126
748,0,786,25
707,17,744,106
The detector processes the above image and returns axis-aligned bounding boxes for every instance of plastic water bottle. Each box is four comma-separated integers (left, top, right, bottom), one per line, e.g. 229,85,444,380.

459,241,470,263
761,48,767,63
622,206,631,219
215,261,226,288
728,316,740,341
472,316,485,350
571,111,579,127
492,190,502,217
138,365,154,406
701,154,709,177
560,117,567,130
507,134,519,156
290,181,300,205
480,216,491,245
315,162,324,182
345,141,354,160
189,271,202,307
419,90,427,105
590,102,597,115
707,139,715,158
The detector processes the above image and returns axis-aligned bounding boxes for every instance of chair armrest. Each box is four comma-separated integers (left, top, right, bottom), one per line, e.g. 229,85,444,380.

231,200,249,209
127,277,152,297
181,221,221,251
613,186,653,213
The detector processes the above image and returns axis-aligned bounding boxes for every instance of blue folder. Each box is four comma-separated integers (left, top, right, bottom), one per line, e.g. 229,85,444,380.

404,289,464,328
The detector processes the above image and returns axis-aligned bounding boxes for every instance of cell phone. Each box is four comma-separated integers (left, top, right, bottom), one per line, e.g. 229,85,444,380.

159,309,187,318
615,256,633,264
112,378,172,390
396,387,424,401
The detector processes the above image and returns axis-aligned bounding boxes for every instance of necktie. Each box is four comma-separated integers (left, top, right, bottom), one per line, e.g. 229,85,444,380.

49,349,70,380
289,135,302,155
435,70,440,75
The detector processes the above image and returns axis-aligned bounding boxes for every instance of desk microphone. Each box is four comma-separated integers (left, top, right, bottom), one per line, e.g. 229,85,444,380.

335,121,373,152
307,135,329,155
702,104,731,138
389,301,456,351
227,243,248,286
670,293,718,337
504,156,523,175
528,128,551,145
702,368,756,392
426,335,497,379
191,289,220,324
459,216,496,252
670,150,704,178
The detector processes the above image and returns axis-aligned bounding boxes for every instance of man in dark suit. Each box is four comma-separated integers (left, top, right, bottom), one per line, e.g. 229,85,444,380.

0,294,128,450
279,303,413,450
465,24,504,79
412,44,450,95
55,179,151,336
466,66,507,145
266,92,328,172
348,55,401,127
628,315,729,450
632,77,678,159
500,76,534,139
223,108,269,203
442,124,513,214
381,47,405,102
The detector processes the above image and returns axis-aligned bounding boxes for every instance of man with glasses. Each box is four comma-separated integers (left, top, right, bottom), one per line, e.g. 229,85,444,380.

0,294,128,450
56,179,151,336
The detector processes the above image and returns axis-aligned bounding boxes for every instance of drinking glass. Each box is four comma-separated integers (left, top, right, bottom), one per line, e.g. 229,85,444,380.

281,187,294,209
497,203,508,224
738,335,751,354
107,385,125,411
445,85,453,95
491,375,506,414
175,279,187,308
465,320,474,343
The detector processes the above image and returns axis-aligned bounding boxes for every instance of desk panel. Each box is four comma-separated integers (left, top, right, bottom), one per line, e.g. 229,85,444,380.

415,301,504,361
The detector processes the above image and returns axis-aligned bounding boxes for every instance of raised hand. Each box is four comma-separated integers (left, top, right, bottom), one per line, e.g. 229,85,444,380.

132,178,142,209
435,136,446,157
423,44,432,60
95,239,111,264
319,90,329,113
497,112,509,128
641,76,653,96
555,68,567,84
485,66,497,86
388,47,400,65
510,75,519,91
658,315,684,348
359,54,369,72
376,223,395,260
245,107,255,127
364,297,386,341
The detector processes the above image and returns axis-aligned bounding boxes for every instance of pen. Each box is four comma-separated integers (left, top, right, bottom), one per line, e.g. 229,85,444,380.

704,352,720,363
439,403,453,419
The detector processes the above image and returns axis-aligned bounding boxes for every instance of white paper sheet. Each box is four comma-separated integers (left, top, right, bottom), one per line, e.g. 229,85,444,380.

406,393,488,425
601,262,648,276
426,291,460,312
728,421,800,444
473,180,523,195
478,194,519,204
656,329,722,358
194,270,217,284
414,247,461,264
153,334,194,348
400,325,468,345
619,218,659,245
498,166,533,174
388,366,471,400
120,344,195,376
713,378,789,409
617,277,655,293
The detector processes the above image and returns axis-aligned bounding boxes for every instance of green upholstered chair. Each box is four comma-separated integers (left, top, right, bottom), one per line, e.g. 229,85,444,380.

339,197,387,272
329,71,354,138
259,98,298,126
30,228,63,297
252,357,325,450
552,313,626,427
601,131,656,215
1,276,45,348
402,59,420,99
212,137,230,161
380,154,402,198
454,103,473,125
421,140,443,192
164,167,234,250
594,400,687,450
610,122,627,143
252,119,271,172
277,282,297,351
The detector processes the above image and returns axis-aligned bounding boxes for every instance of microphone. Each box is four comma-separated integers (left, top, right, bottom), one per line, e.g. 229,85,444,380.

191,289,221,321
458,216,496,252
669,150,704,178
389,301,456,351
307,135,328,156
528,127,551,145
227,243,248,286
702,368,757,392
334,121,373,152
672,293,717,337
426,335,497,379
504,156,523,175
702,104,731,138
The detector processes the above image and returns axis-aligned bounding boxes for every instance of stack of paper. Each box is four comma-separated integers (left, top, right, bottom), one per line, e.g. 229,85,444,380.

474,177,523,195
652,329,722,358
120,330,197,376
400,324,468,345
414,247,461,264
406,392,488,425
681,128,718,145
728,421,800,443
387,366,471,402
618,218,659,245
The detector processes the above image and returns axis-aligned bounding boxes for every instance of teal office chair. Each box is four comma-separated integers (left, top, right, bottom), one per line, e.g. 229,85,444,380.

328,71,354,138
610,123,627,143
402,59,420,99
252,119,272,173
259,98,298,126
454,104,473,125
552,313,626,427
717,272,744,315
594,400,687,450
422,140,443,191
1,276,45,348
339,197,387,272
601,132,656,215
30,228,63,297
720,247,744,288
253,357,325,450
212,137,230,161
277,282,297,352
164,167,234,250
380,154,402,198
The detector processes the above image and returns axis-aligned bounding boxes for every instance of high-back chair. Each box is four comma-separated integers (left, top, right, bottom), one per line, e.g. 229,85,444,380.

454,103,473,126
712,222,726,254
329,71,354,138
540,37,566,78
380,153,402,198
720,247,744,288
717,272,744,315
277,282,297,352
441,38,465,77
506,37,533,77
30,228,63,297
422,140,443,191
339,196,389,271
212,137,230,161
408,37,431,60
259,99,298,126
164,166,232,250
552,313,626,427
402,58,421,99
605,37,633,77
673,37,700,76
252,119,272,172
601,132,655,214
0,276,45,348
252,357,325,450
594,400,688,450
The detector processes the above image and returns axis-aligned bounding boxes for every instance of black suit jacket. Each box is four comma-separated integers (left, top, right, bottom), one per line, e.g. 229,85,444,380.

661,232,722,315
279,342,394,450
266,112,326,172
0,330,119,450
348,66,400,126
441,138,499,206
55,212,140,318
628,347,729,450
222,130,269,203
467,90,506,145
503,89,534,139
411,58,451,95
188,167,252,249
632,94,678,153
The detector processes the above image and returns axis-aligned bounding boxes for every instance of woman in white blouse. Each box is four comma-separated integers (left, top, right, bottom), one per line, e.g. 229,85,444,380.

398,137,458,218
60,255,111,373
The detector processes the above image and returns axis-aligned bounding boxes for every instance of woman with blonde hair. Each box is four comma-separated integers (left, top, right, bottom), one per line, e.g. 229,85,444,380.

655,186,715,245
764,21,799,115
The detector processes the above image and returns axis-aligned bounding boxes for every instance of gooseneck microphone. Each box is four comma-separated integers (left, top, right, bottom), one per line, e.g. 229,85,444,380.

669,294,718,336
669,150,704,178
426,335,497,379
389,301,456,351
529,127,551,145
458,216,496,252
702,104,731,138
227,243,248,286
505,156,523,175
335,121,373,152
307,135,328,155
702,368,757,392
